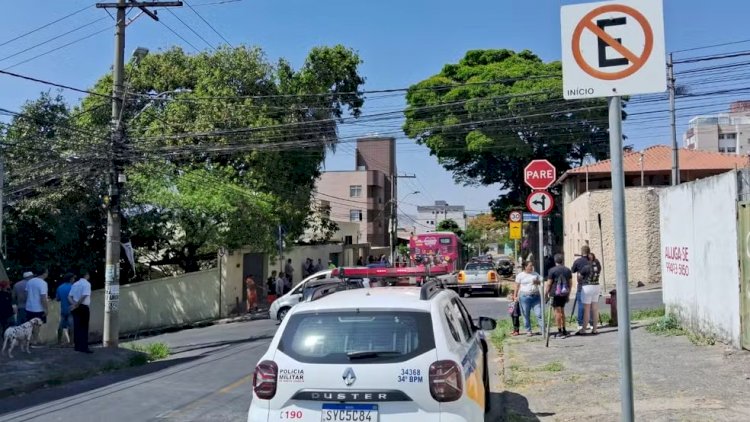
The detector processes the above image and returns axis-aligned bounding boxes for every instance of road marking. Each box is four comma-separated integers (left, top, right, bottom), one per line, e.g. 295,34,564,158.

218,374,254,394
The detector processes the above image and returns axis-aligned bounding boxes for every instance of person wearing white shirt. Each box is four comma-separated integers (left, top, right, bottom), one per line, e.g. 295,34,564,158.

514,261,545,336
25,269,49,323
69,270,93,354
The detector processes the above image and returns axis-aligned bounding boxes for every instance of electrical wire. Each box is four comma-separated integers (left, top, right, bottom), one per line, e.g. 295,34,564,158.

183,0,233,46
0,4,93,49
159,19,203,53
164,8,218,50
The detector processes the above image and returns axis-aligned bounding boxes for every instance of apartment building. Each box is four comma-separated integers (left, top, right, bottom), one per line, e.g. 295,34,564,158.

314,137,395,247
415,200,467,234
684,101,750,154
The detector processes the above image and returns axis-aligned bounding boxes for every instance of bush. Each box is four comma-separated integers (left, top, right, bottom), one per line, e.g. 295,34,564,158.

124,342,171,361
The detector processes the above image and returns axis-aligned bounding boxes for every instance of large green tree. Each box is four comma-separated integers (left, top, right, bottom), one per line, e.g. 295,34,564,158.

2,45,364,280
403,49,619,215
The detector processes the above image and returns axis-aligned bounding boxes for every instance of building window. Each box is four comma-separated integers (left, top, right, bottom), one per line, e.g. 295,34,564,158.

350,209,362,222
349,185,362,198
719,146,737,153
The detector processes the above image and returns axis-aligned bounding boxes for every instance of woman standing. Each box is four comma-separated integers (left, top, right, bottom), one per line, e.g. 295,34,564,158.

514,261,545,336
245,275,258,314
580,252,602,334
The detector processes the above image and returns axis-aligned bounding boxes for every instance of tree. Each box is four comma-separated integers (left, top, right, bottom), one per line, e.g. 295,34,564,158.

463,214,504,254
403,49,620,215
3,45,365,279
436,219,464,237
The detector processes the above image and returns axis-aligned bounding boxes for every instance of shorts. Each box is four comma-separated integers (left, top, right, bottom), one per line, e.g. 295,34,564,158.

551,296,569,308
59,312,73,329
582,284,601,304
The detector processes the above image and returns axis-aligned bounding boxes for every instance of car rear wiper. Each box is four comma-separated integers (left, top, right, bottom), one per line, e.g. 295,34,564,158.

347,350,402,359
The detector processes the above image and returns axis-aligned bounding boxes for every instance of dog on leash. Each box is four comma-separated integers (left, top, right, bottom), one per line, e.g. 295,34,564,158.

2,318,44,358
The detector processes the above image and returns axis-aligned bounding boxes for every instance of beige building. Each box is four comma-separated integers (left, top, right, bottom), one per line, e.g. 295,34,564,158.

559,145,748,286
684,101,750,154
315,137,395,247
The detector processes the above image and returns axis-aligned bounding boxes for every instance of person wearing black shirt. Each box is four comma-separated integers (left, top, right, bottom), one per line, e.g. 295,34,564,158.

546,254,573,337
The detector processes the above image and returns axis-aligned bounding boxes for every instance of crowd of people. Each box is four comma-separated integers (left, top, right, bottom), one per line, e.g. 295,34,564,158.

511,245,602,338
0,269,93,353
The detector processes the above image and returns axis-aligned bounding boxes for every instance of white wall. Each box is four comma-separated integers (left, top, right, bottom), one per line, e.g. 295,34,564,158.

659,171,741,347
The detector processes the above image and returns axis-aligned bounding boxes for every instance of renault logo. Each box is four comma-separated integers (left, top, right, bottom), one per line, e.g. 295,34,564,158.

342,367,356,386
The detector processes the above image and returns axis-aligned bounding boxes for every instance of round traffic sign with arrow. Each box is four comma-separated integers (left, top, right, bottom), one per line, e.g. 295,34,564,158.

526,191,554,216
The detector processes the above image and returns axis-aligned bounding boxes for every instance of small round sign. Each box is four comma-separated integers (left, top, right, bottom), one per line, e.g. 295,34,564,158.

526,191,554,217
509,211,522,223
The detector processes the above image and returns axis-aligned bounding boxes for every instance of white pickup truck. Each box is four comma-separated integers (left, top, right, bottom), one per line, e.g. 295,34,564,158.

455,261,502,297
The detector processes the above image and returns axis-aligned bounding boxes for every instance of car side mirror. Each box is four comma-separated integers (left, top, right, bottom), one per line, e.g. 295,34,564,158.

479,316,497,331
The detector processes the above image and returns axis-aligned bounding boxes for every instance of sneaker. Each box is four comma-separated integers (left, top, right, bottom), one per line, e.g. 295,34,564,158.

577,325,583,331
511,331,520,336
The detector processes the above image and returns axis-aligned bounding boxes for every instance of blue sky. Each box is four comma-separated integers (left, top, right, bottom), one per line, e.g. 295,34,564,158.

1,0,749,216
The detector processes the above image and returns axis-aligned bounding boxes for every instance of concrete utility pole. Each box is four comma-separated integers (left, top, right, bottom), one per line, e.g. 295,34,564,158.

95,0,183,347
392,174,416,263
668,53,680,186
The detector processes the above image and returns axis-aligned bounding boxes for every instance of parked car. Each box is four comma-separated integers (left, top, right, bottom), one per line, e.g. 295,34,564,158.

269,270,331,321
248,280,498,422
495,255,515,278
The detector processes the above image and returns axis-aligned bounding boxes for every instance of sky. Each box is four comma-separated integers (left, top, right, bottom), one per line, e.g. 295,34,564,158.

1,0,749,218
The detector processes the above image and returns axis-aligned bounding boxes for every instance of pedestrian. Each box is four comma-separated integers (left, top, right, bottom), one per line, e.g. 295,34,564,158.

546,254,573,338
571,245,592,331
579,252,602,335
275,272,286,297
55,273,75,346
284,259,294,285
316,258,324,272
12,271,33,325
0,280,14,334
507,291,521,336
245,275,258,314
69,270,92,353
356,256,364,266
303,258,312,277
25,269,49,324
267,270,277,294
514,261,545,336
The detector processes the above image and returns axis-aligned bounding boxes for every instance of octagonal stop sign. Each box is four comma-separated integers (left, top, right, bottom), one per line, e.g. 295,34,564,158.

524,160,557,190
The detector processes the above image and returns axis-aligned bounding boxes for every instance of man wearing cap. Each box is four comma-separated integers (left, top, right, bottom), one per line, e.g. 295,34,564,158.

25,269,49,324
12,271,34,326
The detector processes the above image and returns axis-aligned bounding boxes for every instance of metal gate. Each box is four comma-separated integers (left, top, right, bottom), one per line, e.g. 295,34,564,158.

738,202,750,350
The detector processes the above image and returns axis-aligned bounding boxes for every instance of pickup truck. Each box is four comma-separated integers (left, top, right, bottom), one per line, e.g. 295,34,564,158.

456,261,502,297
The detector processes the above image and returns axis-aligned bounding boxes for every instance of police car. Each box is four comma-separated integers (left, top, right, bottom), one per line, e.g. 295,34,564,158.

248,279,497,422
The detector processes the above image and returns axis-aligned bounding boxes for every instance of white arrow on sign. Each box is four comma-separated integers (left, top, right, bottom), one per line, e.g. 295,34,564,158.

526,191,555,216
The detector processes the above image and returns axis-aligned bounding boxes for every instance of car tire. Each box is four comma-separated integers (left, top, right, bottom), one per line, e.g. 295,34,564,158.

277,307,290,322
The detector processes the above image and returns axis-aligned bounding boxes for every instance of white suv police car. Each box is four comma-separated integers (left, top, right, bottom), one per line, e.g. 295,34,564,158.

248,280,497,422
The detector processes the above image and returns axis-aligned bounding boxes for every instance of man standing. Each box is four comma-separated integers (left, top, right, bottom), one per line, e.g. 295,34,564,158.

275,272,286,297
316,259,324,273
546,254,573,337
284,259,294,285
55,273,75,345
571,245,592,330
69,270,92,354
12,272,33,325
25,269,49,323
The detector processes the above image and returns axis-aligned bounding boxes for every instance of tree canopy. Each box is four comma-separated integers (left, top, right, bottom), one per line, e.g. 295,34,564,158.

1,45,365,281
403,49,620,215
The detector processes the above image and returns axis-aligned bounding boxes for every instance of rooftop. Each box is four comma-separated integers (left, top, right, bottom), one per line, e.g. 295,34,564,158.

558,145,749,184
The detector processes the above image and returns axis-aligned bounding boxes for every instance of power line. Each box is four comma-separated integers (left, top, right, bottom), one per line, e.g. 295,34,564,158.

0,69,112,99
0,4,93,49
0,17,108,64
164,8,217,50
183,0,233,46
159,19,202,53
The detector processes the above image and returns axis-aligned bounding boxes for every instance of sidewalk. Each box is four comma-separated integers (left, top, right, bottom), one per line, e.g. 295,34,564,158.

498,322,750,421
0,346,144,399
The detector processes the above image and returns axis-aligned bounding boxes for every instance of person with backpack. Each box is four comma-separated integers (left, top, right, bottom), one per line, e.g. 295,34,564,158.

546,254,573,338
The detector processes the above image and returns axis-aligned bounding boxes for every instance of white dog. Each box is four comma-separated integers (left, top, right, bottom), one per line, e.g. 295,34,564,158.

2,318,44,358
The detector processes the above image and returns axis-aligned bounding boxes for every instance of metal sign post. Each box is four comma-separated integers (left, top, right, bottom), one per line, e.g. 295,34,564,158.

609,96,634,421
538,215,545,339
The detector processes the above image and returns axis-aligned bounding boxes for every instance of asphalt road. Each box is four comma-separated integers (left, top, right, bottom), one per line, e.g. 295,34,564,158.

0,288,661,422
461,287,664,323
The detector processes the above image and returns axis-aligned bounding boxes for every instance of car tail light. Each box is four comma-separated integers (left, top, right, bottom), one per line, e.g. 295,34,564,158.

488,271,497,282
429,360,463,402
253,360,278,399
457,271,465,283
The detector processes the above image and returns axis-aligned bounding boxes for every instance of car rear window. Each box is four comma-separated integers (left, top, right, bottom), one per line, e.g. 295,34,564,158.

278,311,435,364
466,263,493,271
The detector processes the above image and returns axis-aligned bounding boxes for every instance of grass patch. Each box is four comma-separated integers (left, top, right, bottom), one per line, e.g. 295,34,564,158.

646,314,684,336
124,342,171,362
687,331,716,346
631,307,665,321
539,361,564,372
490,319,513,352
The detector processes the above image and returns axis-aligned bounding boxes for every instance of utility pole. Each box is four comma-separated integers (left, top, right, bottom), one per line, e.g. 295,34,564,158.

391,173,416,264
668,53,680,186
96,0,183,347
